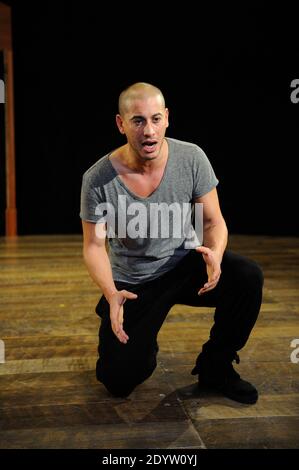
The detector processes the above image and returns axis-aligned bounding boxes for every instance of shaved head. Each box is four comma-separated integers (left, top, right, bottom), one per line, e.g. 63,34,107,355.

118,82,166,116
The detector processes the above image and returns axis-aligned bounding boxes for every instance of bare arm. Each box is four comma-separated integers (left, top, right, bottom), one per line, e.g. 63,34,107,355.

195,187,228,261
82,220,117,300
82,220,137,343
194,188,228,294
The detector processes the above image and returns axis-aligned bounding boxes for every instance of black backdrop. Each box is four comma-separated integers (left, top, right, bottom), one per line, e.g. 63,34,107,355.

1,1,298,236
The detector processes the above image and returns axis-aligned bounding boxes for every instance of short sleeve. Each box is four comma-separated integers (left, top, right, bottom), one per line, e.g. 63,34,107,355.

192,146,219,198
79,173,104,223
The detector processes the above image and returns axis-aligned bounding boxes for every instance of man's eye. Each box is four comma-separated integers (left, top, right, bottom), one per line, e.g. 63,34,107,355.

134,120,143,125
153,117,161,123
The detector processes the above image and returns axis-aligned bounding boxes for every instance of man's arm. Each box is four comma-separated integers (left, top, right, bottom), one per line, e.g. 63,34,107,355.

194,188,228,295
82,220,137,343
82,220,117,301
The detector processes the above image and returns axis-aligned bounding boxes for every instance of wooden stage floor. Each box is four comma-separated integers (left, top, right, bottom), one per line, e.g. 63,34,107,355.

0,234,298,449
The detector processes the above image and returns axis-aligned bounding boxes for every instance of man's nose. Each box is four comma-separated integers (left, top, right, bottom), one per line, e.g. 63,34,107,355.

143,121,155,136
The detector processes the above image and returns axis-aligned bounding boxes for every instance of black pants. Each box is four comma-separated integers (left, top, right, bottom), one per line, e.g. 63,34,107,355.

95,250,264,397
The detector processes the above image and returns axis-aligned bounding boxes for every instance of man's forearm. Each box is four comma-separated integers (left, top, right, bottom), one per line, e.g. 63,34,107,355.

203,217,228,262
83,245,117,302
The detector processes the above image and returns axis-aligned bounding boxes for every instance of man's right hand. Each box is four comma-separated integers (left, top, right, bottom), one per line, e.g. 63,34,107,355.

108,290,138,344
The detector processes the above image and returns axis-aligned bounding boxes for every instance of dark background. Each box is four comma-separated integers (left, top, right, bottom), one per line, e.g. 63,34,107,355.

0,1,298,236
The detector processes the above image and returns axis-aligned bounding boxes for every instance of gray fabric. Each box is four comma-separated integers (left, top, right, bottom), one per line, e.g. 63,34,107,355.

80,137,219,283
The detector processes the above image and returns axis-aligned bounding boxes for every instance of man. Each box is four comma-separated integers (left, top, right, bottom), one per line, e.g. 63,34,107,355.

80,82,263,404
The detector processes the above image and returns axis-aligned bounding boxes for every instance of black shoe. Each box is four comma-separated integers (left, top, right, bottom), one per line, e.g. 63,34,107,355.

191,350,258,405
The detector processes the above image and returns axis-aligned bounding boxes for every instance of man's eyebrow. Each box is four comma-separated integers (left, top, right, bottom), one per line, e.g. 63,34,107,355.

130,115,144,121
130,113,163,121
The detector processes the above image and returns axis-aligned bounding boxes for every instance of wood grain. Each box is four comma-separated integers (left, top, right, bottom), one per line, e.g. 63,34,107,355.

0,234,298,448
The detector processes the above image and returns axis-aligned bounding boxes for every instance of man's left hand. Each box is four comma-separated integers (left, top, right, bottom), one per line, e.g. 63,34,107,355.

195,246,222,295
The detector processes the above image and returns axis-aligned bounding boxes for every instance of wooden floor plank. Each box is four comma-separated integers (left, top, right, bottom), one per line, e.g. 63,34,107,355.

0,234,299,449
0,421,205,449
191,417,299,449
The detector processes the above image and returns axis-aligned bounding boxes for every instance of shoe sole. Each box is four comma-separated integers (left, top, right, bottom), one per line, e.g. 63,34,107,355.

198,382,258,404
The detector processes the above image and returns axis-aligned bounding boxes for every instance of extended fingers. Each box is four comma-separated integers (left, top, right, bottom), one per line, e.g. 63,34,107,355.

198,273,221,295
108,290,138,344
111,306,129,344
112,321,129,343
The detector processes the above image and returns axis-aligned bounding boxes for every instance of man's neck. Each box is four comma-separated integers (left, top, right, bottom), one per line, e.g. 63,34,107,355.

123,139,168,175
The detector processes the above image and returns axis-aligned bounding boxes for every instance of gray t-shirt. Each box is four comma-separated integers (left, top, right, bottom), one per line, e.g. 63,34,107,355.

80,137,218,283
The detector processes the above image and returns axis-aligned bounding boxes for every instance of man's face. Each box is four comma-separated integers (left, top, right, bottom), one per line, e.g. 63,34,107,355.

116,94,169,161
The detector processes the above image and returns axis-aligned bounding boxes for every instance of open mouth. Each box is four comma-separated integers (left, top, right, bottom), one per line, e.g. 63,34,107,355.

142,140,158,152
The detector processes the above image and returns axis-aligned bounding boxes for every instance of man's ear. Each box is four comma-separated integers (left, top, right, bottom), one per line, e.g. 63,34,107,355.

165,108,169,128
116,114,125,134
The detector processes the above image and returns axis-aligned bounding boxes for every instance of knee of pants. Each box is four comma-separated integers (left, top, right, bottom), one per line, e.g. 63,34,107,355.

236,258,264,290
96,357,157,398
102,379,137,398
